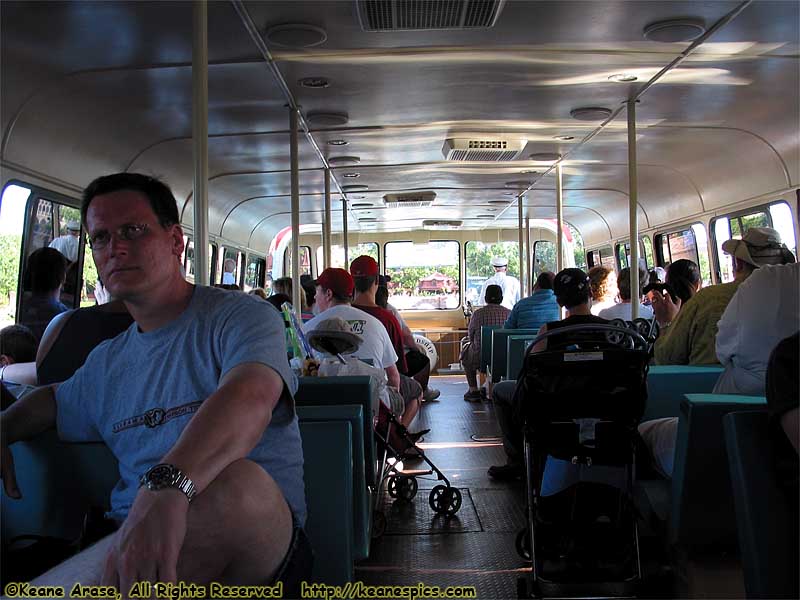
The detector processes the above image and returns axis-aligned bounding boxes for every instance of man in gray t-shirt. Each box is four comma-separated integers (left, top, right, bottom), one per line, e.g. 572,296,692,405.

1,173,307,592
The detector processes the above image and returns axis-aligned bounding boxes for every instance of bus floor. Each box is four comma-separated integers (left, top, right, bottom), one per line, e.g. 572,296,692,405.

355,375,744,599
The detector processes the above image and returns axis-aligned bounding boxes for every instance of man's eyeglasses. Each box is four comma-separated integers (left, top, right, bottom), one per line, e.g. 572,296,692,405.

87,223,149,250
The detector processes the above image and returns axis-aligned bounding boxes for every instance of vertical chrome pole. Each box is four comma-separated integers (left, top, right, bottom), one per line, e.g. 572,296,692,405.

323,168,332,270
525,216,531,291
518,194,525,298
192,0,209,286
342,197,349,268
555,163,564,272
627,100,640,319
290,107,301,318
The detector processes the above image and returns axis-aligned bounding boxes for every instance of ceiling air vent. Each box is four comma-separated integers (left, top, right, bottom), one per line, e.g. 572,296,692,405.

423,219,463,230
383,191,436,208
443,137,525,162
356,0,506,31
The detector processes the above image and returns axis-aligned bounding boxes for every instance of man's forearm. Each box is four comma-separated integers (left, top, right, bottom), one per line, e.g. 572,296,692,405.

1,384,58,444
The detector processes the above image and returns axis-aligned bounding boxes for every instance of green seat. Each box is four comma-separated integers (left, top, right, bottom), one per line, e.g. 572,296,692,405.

296,405,371,560
724,410,798,599
297,376,376,488
643,365,723,421
506,333,538,381
299,420,354,584
671,393,766,550
480,325,501,374
490,329,538,383
1,429,119,544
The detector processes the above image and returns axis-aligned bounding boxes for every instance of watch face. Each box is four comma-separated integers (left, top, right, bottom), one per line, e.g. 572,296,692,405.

147,464,175,487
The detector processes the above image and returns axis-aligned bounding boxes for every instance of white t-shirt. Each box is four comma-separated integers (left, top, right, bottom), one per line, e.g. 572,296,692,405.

49,234,79,262
715,262,800,395
590,298,617,316
598,302,654,321
303,304,398,370
478,272,520,310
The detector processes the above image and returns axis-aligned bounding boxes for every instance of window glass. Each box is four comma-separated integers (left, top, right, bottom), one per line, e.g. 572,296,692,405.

0,184,32,326
587,249,600,268
216,247,243,286
285,246,312,277
691,223,712,286
769,202,797,259
642,236,655,269
616,244,628,270
316,243,378,270
386,241,460,310
465,241,518,305
666,230,698,265
183,238,214,283
570,224,587,270
244,255,266,293
599,247,616,271
533,241,555,278
714,217,734,282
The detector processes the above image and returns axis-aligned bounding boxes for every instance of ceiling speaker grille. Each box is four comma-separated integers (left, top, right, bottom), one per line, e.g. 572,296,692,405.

357,0,505,31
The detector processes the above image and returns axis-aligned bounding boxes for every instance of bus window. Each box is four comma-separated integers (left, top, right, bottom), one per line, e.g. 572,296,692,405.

216,247,243,286
586,246,614,270
616,243,628,270
570,225,587,270
316,242,378,270
183,238,214,283
655,225,711,286
284,245,312,277
244,255,266,292
769,202,797,259
691,223,712,286
0,184,32,327
642,236,655,269
532,241,555,278
386,240,460,310
465,241,518,305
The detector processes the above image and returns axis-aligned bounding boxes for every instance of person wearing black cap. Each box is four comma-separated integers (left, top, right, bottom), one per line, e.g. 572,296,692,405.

488,268,609,481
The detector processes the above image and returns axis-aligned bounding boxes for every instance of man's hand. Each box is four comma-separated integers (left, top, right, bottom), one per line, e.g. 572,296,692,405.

101,488,189,595
1,441,21,499
648,290,681,326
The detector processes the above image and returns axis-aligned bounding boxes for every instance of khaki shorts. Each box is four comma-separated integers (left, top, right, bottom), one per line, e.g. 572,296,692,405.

387,373,422,414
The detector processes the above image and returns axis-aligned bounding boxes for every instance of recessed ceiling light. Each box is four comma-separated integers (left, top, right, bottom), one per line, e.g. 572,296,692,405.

342,184,369,192
520,170,538,174
570,107,613,121
643,18,706,43
486,207,497,211
553,135,575,141
352,202,372,208
265,23,328,48
298,77,330,88
306,112,349,127
327,156,360,166
501,193,516,197
608,73,638,83
328,139,348,146
529,152,562,161
342,172,360,178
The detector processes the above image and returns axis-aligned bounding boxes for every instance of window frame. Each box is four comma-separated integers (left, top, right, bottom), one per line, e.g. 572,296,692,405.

283,245,313,277
532,239,556,277
586,246,614,270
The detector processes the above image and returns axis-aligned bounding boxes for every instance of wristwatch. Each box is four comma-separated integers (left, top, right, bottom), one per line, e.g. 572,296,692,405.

139,463,197,503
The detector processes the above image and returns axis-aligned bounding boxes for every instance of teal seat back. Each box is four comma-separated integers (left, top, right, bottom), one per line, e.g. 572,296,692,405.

724,411,798,599
671,393,766,550
506,333,537,381
297,376,376,487
299,420,354,584
296,405,370,560
644,366,723,421
490,329,538,382
480,325,501,373
1,430,119,545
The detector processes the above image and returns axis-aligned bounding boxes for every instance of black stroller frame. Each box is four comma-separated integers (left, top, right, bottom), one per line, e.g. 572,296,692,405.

515,322,653,599
371,408,462,537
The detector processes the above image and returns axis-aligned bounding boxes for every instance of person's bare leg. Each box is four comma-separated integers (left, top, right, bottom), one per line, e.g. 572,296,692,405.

29,459,292,591
399,393,420,429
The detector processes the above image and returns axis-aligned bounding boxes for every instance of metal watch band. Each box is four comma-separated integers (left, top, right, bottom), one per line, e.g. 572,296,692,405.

140,463,197,503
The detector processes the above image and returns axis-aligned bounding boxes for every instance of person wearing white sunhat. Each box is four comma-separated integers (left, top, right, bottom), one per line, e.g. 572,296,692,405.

48,219,81,262
478,256,520,310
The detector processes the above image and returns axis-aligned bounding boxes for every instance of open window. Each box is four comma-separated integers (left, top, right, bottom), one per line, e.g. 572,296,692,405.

586,246,615,271
655,223,712,286
614,237,654,271
387,240,460,310
284,245,312,277
316,242,378,271
244,254,266,292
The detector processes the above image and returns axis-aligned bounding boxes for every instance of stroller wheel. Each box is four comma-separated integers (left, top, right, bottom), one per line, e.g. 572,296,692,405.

429,485,462,516
515,527,531,561
397,476,418,501
372,510,387,538
387,476,399,498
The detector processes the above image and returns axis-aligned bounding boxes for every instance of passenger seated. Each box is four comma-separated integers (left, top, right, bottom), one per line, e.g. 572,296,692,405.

504,271,560,331
489,269,611,481
461,285,510,402
304,268,424,448
766,333,799,503
0,325,37,400
18,247,69,342
598,265,653,321
588,266,617,315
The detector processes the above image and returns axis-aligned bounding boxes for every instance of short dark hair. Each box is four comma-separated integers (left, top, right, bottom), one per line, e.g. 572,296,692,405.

666,259,701,304
81,173,179,228
0,325,37,363
553,268,591,309
375,285,389,309
353,275,377,294
535,271,555,290
27,247,68,293
617,265,648,301
485,284,503,304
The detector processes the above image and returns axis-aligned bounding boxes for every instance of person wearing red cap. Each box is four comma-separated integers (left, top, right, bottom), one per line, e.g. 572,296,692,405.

304,268,424,446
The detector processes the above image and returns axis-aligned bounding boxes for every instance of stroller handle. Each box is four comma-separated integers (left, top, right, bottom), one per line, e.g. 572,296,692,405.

529,323,648,350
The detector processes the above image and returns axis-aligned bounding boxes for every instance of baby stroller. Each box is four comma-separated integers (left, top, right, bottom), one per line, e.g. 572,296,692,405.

372,405,462,537
515,323,652,598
